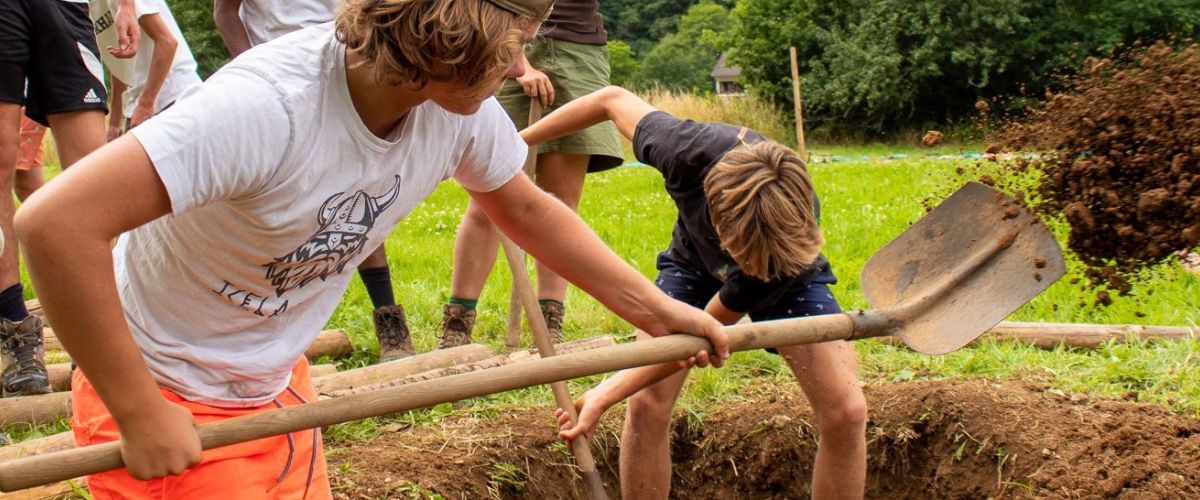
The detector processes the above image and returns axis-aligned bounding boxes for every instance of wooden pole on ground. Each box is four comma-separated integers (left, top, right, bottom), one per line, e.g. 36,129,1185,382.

326,336,616,398
499,236,608,499
0,392,70,426
789,46,808,161
505,99,545,350
313,343,492,395
881,321,1197,349
42,328,352,361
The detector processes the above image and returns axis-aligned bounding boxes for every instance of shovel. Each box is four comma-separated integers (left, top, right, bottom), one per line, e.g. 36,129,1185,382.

0,182,1064,492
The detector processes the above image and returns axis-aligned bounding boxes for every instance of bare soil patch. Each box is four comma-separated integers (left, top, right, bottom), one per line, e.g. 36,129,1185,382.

329,379,1200,499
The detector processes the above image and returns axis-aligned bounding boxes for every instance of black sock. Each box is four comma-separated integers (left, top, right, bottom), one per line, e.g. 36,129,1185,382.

538,299,564,308
0,284,29,323
358,267,396,309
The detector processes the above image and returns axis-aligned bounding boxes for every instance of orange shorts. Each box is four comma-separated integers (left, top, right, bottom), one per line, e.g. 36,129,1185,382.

71,358,331,499
16,113,46,171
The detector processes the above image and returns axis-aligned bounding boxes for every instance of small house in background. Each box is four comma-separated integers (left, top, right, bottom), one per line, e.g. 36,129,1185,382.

711,53,744,96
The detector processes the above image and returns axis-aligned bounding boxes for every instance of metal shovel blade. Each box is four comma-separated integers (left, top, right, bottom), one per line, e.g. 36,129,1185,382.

861,182,1065,354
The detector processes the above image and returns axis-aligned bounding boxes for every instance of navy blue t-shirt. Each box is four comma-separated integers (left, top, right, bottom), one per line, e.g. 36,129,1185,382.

632,111,837,313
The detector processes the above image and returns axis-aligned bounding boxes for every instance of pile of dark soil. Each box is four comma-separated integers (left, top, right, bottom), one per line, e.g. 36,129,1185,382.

328,379,1200,499
1003,41,1200,291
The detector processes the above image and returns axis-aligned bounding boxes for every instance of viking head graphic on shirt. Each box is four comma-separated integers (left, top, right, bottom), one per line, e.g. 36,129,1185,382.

263,176,402,297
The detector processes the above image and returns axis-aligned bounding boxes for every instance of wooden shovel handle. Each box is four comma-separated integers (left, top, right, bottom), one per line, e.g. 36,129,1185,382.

499,236,607,499
504,98,545,349
0,312,888,492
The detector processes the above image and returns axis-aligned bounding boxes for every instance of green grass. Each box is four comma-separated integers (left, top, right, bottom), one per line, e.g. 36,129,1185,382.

8,143,1200,446
320,150,1200,421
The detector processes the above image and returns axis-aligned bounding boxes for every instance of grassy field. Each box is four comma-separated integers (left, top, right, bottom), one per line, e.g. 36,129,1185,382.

315,150,1200,425
9,110,1199,449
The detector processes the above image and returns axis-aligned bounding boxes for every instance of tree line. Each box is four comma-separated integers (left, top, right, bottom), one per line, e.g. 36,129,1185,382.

171,0,1198,135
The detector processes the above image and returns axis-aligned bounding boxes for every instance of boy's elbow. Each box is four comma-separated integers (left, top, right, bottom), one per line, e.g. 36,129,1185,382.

598,86,633,103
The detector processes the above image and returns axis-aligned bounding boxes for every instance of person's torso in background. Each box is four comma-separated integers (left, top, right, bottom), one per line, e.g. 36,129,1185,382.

90,0,201,116
540,0,606,45
239,0,337,46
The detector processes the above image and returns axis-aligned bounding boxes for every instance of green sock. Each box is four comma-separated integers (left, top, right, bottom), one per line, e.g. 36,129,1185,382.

448,296,478,310
538,299,564,308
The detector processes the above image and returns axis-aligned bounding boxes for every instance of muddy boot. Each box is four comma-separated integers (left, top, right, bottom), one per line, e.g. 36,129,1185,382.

374,305,415,363
540,301,565,345
436,304,476,349
1,316,50,397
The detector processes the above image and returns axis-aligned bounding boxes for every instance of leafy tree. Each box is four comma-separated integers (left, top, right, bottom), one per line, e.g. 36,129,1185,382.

633,2,730,92
600,0,733,54
168,0,229,78
607,40,640,86
723,0,1200,134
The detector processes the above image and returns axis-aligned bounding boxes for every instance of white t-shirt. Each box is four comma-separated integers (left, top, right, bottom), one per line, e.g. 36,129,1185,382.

124,24,525,406
90,0,202,116
239,0,338,46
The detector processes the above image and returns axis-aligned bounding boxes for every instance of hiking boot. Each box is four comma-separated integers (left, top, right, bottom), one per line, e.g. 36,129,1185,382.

1,316,50,397
374,305,415,363
436,304,476,349
540,301,565,345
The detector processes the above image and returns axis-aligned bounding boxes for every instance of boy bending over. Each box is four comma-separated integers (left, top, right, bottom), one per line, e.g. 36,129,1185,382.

529,87,868,500
16,2,726,497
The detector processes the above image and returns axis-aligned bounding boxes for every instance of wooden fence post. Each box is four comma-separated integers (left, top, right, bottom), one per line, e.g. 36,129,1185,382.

790,46,808,161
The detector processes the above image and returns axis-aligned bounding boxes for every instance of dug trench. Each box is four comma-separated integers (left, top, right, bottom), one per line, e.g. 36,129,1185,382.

328,378,1200,499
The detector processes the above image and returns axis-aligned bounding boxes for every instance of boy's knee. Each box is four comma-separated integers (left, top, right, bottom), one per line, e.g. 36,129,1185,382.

626,389,675,430
461,200,494,228
815,394,868,435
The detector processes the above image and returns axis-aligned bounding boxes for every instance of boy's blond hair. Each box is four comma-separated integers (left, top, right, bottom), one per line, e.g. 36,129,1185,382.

704,140,824,281
336,0,539,89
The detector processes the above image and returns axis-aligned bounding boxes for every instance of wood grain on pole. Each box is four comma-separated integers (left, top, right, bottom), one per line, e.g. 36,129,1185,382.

43,329,352,362
789,46,807,161
0,313,867,492
880,321,1197,349
313,343,492,395
0,433,74,463
0,392,70,426
0,479,82,500
505,99,546,350
324,337,613,398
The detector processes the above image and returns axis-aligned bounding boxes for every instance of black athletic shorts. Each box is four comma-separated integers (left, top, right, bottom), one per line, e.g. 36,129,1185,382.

0,0,108,126
654,251,843,354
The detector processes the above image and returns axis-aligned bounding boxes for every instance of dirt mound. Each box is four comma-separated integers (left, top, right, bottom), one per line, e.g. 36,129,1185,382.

329,379,1200,499
1003,41,1200,290
922,130,944,147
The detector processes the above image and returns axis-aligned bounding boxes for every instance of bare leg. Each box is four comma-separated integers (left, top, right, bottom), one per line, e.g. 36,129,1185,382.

359,245,388,270
777,341,868,500
44,110,105,168
0,104,21,288
531,152,588,301
448,198,501,300
14,168,45,202
620,330,689,500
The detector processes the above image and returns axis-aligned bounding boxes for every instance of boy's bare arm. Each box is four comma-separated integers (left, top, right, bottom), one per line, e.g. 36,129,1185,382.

213,0,252,56
520,86,658,146
559,294,745,440
15,136,202,479
469,173,729,357
131,13,178,127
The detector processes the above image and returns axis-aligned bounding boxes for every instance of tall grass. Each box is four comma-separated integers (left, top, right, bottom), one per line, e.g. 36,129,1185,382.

638,88,795,148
